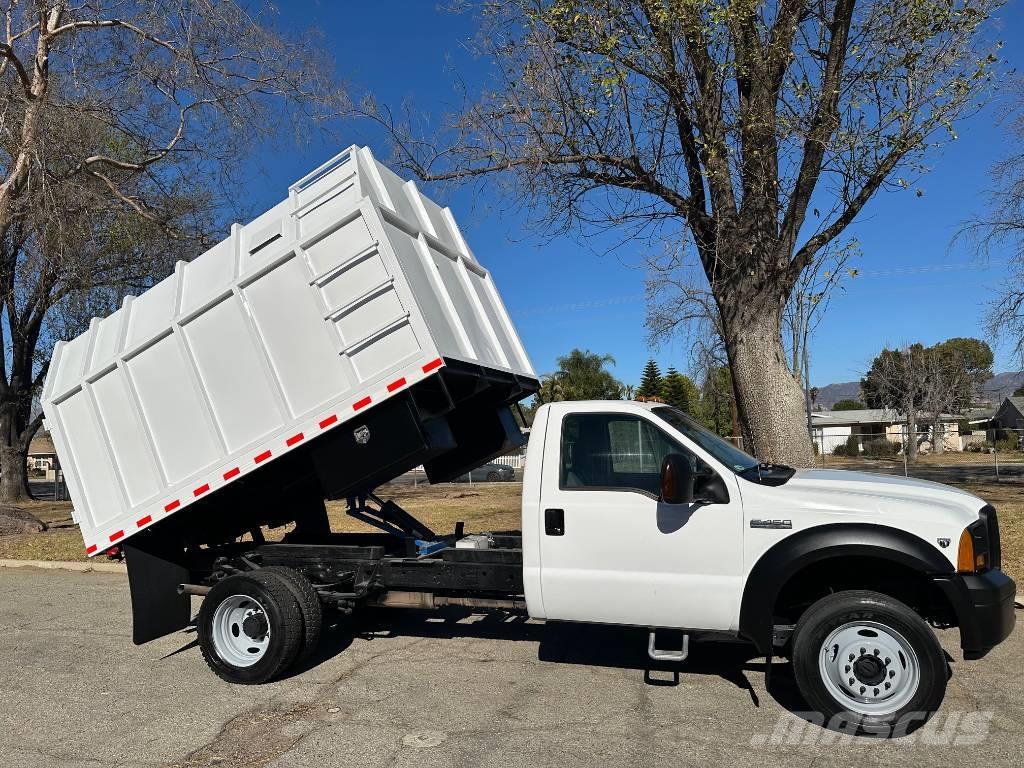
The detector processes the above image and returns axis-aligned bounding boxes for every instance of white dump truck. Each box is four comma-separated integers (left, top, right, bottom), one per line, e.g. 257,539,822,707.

42,148,1014,734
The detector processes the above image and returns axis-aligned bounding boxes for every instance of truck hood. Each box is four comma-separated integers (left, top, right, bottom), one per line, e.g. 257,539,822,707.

768,468,984,529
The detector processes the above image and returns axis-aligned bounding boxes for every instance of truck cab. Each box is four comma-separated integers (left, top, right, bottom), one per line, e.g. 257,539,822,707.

522,400,1015,733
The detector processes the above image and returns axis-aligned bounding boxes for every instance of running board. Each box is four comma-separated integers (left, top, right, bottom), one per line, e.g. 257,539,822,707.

648,630,689,662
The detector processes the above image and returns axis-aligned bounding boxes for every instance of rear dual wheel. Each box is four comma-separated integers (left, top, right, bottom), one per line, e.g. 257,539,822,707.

198,568,322,684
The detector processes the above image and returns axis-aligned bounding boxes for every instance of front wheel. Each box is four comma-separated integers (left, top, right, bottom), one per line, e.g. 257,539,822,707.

791,590,948,735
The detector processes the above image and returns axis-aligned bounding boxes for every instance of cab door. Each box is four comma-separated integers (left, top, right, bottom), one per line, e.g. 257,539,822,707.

536,407,744,631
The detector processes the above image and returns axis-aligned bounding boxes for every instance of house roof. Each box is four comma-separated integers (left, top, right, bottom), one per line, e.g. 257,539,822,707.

811,408,960,427
811,408,898,426
28,432,55,456
963,406,996,424
994,396,1024,428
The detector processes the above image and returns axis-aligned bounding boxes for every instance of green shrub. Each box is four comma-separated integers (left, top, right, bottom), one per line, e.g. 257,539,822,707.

832,434,861,456
863,438,898,458
995,437,1020,453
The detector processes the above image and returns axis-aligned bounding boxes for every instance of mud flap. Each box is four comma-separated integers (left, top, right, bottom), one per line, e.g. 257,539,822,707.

124,539,191,645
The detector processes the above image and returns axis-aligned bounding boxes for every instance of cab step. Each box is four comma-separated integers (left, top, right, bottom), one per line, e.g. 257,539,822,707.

647,630,689,662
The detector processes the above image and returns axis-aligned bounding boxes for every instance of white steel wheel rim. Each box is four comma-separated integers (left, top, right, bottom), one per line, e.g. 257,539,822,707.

818,620,920,716
211,594,271,668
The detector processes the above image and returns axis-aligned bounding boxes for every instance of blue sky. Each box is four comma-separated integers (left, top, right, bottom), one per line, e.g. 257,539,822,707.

241,1,1024,388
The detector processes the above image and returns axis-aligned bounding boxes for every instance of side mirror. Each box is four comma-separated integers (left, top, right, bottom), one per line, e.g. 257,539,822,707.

660,453,694,505
694,473,730,505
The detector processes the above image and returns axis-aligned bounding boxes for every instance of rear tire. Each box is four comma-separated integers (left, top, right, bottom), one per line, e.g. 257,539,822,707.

486,472,500,482
198,570,304,684
261,566,322,664
791,590,947,735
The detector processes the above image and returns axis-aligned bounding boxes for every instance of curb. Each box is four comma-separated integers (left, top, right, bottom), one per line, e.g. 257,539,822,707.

0,558,126,574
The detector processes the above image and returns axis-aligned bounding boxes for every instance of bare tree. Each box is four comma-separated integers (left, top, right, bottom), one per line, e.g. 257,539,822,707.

960,80,1024,364
862,339,992,459
783,240,859,392
0,1,346,502
861,344,928,462
649,235,858,437
919,338,993,453
361,0,1001,465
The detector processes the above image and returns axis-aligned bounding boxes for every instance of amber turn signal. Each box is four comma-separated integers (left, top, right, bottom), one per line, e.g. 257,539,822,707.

957,528,976,573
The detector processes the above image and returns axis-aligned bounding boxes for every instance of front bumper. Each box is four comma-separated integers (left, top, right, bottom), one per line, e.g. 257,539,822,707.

932,569,1016,659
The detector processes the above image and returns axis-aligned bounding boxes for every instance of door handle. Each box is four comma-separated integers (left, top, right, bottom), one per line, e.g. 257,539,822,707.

545,508,564,536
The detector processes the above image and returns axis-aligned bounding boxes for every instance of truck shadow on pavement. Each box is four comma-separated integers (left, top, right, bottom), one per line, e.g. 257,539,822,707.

289,607,810,715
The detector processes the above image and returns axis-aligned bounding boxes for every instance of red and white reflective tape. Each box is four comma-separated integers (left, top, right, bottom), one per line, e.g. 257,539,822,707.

85,356,446,555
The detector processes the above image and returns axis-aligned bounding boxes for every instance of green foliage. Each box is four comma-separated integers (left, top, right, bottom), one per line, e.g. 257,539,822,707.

863,438,899,458
862,337,993,415
537,348,622,403
700,365,735,437
660,368,700,414
931,337,994,409
861,345,927,411
1013,386,1024,398
832,399,866,411
995,436,1020,452
637,359,662,399
832,434,863,456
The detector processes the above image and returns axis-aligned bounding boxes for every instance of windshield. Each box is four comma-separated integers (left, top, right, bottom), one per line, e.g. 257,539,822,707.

651,406,759,473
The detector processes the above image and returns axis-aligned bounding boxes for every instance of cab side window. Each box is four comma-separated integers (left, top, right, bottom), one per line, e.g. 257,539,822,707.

560,412,700,496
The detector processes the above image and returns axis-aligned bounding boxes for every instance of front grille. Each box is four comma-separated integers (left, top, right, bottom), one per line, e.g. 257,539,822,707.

980,505,1001,570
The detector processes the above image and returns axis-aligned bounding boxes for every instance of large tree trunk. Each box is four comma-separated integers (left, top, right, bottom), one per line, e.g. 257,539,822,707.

906,405,919,463
932,417,945,454
0,442,31,504
0,410,32,504
721,306,815,467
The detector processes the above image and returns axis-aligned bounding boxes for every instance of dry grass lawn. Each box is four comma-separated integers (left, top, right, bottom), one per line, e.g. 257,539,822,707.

324,482,523,535
0,500,85,562
1,479,1020,586
963,482,1024,584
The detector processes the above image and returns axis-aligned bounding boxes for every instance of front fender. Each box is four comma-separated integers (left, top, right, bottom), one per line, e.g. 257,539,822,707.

738,523,953,653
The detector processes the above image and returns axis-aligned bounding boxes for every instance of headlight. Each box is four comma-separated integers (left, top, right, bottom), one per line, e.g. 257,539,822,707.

957,518,990,573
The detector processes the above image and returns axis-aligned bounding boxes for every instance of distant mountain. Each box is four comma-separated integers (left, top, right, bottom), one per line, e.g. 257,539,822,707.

981,371,1024,403
813,381,862,410
813,371,1024,410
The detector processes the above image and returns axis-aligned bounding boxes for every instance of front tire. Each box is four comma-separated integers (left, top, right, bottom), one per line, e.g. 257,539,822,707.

198,570,304,684
791,590,948,735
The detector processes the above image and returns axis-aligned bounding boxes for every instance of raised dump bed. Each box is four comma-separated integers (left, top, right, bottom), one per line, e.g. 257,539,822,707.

41,146,537,556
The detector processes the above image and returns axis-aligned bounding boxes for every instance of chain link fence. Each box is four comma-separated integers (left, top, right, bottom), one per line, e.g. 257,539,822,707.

715,427,1024,483
395,424,1024,491
812,426,1024,482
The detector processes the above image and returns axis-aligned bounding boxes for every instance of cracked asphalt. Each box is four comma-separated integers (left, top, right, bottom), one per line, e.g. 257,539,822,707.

1,567,1022,768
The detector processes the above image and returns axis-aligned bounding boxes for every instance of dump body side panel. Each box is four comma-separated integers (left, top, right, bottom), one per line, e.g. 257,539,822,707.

42,147,535,555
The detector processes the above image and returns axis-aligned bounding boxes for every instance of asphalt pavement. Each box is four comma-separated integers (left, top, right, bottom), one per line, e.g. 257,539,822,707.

0,566,1021,768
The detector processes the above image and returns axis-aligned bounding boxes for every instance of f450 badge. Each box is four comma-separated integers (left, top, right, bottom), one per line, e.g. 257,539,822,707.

750,519,792,530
